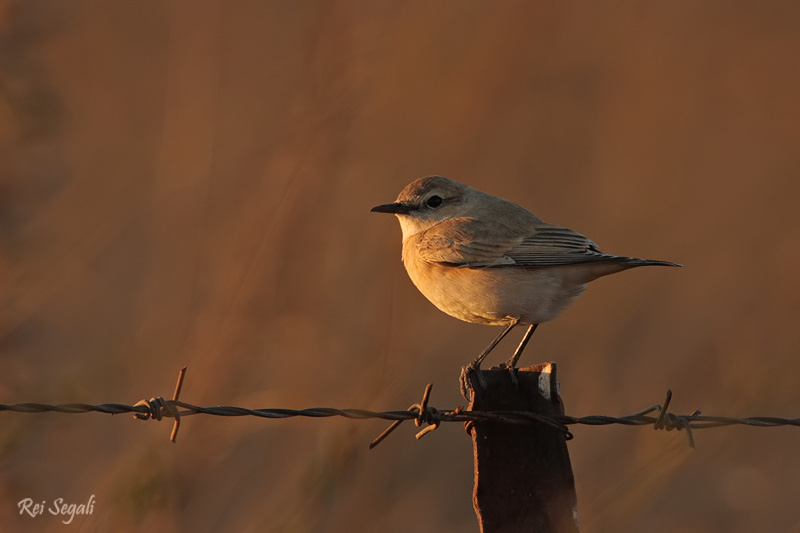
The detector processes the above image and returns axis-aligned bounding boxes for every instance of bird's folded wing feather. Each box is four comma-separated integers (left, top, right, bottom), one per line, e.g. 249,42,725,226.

415,218,617,267
504,224,617,266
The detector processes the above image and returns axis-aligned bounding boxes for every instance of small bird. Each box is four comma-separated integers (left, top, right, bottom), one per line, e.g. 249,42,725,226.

372,176,680,378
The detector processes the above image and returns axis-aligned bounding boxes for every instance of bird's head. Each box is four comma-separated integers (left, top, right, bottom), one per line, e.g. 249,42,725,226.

371,176,476,240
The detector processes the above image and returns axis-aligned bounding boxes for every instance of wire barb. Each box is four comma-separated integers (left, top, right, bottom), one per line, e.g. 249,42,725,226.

369,383,449,449
132,366,187,443
648,389,701,448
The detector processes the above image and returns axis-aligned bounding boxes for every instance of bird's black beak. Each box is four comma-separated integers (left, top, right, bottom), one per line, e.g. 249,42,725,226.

370,202,412,215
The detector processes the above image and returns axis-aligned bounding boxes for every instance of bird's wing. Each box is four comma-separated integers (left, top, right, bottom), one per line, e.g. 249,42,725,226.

415,219,617,267
503,224,617,266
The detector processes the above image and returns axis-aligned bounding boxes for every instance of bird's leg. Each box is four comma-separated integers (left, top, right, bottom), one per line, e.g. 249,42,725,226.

460,319,519,399
471,319,520,368
501,323,539,369
495,323,539,388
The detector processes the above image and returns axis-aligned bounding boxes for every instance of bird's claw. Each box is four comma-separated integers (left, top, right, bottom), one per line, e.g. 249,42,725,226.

459,364,487,401
493,361,519,386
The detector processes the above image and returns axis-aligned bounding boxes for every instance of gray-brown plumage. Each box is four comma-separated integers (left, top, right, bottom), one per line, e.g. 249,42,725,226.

372,176,680,371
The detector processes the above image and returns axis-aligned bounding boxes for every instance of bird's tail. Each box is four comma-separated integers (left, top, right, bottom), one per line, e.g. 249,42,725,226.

619,257,683,268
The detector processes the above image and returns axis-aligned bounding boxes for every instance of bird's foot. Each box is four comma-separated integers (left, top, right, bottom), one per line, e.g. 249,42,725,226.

494,360,519,387
459,363,486,401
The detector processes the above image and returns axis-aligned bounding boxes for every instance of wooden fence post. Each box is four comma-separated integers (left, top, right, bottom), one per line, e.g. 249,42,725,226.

465,362,579,533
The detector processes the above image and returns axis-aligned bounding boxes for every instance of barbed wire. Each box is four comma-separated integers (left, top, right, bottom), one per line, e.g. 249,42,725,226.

1,367,798,449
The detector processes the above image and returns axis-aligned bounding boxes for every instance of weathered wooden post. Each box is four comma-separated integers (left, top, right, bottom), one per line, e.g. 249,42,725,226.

465,362,579,533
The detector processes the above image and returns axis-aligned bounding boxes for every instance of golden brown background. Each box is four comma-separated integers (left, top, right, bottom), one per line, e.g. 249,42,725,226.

2,2,800,531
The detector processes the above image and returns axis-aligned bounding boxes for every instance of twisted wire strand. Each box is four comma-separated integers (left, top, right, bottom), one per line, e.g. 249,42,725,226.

3,368,798,448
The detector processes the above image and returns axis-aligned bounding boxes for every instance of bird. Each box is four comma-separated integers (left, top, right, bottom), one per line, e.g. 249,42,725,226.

371,176,680,381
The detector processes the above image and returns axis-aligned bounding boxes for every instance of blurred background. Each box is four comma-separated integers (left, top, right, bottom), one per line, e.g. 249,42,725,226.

1,1,800,531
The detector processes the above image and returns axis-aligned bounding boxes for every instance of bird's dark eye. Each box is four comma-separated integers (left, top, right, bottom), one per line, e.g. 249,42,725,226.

426,195,443,208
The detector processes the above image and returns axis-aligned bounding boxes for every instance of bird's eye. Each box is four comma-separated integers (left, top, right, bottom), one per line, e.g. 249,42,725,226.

425,195,443,208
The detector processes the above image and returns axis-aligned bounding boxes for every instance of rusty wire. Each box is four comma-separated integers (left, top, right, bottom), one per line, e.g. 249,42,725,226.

1,368,798,448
